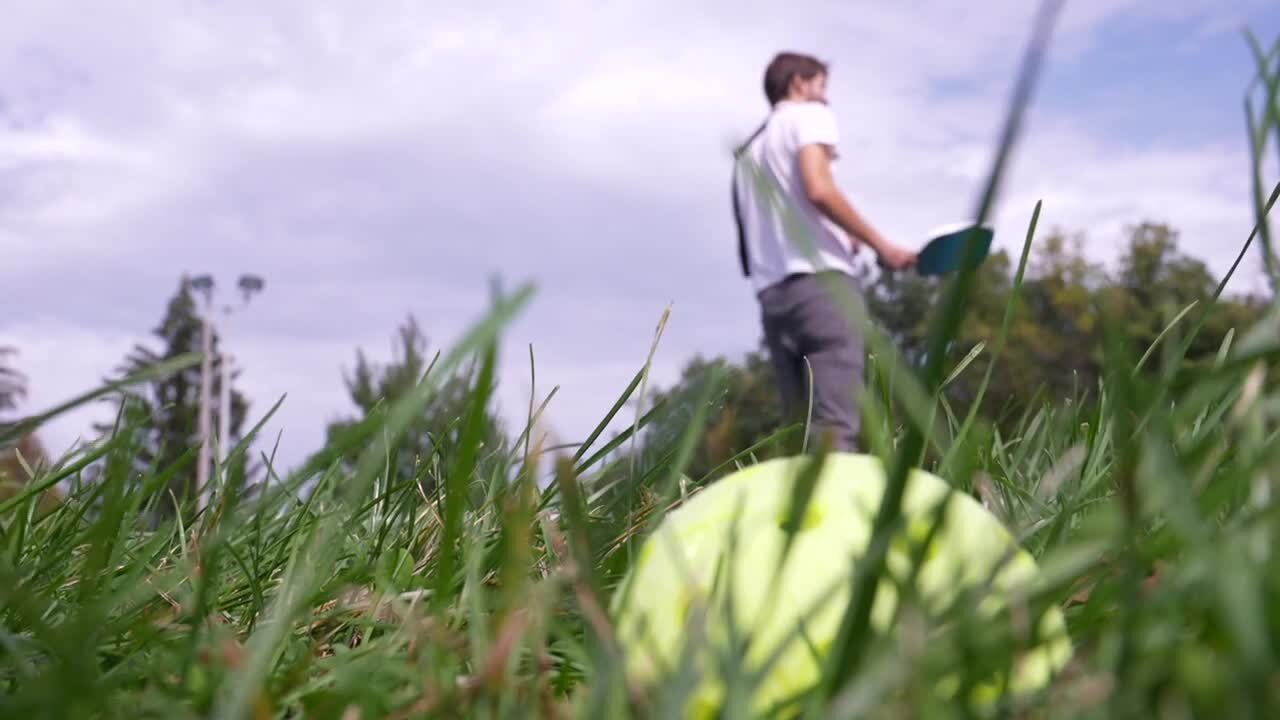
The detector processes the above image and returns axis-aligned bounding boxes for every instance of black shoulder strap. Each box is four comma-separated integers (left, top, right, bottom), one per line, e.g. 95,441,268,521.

732,121,767,277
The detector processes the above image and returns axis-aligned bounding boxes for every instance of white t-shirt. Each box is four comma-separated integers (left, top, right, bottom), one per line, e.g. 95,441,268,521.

734,100,857,294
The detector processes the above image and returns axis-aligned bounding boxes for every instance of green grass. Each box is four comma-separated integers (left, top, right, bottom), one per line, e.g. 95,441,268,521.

5,8,1280,719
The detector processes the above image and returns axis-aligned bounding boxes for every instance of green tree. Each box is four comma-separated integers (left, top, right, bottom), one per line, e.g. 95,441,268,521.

642,221,1266,470
325,315,508,495
992,230,1106,416
857,247,1017,416
639,348,795,480
98,276,250,515
1111,221,1264,370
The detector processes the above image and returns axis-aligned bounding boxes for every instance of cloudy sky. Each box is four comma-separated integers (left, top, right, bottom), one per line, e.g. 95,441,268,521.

4,0,1280,473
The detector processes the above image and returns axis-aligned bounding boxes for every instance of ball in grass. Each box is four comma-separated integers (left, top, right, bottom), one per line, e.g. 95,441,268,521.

610,453,1072,716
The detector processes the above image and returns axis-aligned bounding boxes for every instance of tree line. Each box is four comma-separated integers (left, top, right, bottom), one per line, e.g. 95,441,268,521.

639,221,1266,478
0,219,1267,517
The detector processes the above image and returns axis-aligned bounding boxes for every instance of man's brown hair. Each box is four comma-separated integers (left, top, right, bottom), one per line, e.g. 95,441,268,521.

763,52,829,105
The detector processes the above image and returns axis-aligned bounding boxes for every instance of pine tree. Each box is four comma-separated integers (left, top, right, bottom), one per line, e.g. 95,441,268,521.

325,314,507,496
98,275,251,515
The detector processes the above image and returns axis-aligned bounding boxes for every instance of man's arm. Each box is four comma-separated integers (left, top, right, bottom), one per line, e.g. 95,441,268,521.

798,144,914,269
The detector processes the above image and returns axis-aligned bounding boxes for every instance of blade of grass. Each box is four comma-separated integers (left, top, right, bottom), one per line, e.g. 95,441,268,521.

433,336,498,612
1244,31,1280,289
212,283,533,720
1134,300,1200,374
817,0,1065,699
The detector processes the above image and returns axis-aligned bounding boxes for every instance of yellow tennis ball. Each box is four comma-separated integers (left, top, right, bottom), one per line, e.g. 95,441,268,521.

609,453,1072,717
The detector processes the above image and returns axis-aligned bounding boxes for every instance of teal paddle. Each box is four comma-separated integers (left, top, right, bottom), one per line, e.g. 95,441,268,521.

916,222,994,276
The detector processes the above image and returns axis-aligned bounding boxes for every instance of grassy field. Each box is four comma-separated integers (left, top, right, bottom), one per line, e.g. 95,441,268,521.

4,7,1280,719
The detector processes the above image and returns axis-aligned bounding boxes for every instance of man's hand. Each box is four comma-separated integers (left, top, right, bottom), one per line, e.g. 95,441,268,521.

876,244,916,271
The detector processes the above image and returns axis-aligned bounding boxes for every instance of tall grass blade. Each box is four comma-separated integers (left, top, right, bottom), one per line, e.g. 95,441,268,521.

818,0,1066,698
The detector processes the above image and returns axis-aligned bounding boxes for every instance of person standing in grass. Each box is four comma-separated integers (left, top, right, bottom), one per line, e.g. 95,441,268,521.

732,51,916,452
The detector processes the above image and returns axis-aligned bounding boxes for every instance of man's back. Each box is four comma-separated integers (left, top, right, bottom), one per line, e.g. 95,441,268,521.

734,51,915,453
736,100,856,294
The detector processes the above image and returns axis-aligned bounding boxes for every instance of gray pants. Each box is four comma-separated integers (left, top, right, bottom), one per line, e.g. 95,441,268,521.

758,271,865,452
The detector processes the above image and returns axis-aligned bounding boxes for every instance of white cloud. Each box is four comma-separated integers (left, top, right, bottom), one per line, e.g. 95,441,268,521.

3,0,1277,474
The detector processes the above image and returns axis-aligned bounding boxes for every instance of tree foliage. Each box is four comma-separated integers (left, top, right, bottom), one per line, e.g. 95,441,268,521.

640,350,799,480
97,276,251,515
324,314,508,496
641,221,1266,476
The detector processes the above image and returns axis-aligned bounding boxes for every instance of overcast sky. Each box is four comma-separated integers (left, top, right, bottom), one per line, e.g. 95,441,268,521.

4,0,1280,473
